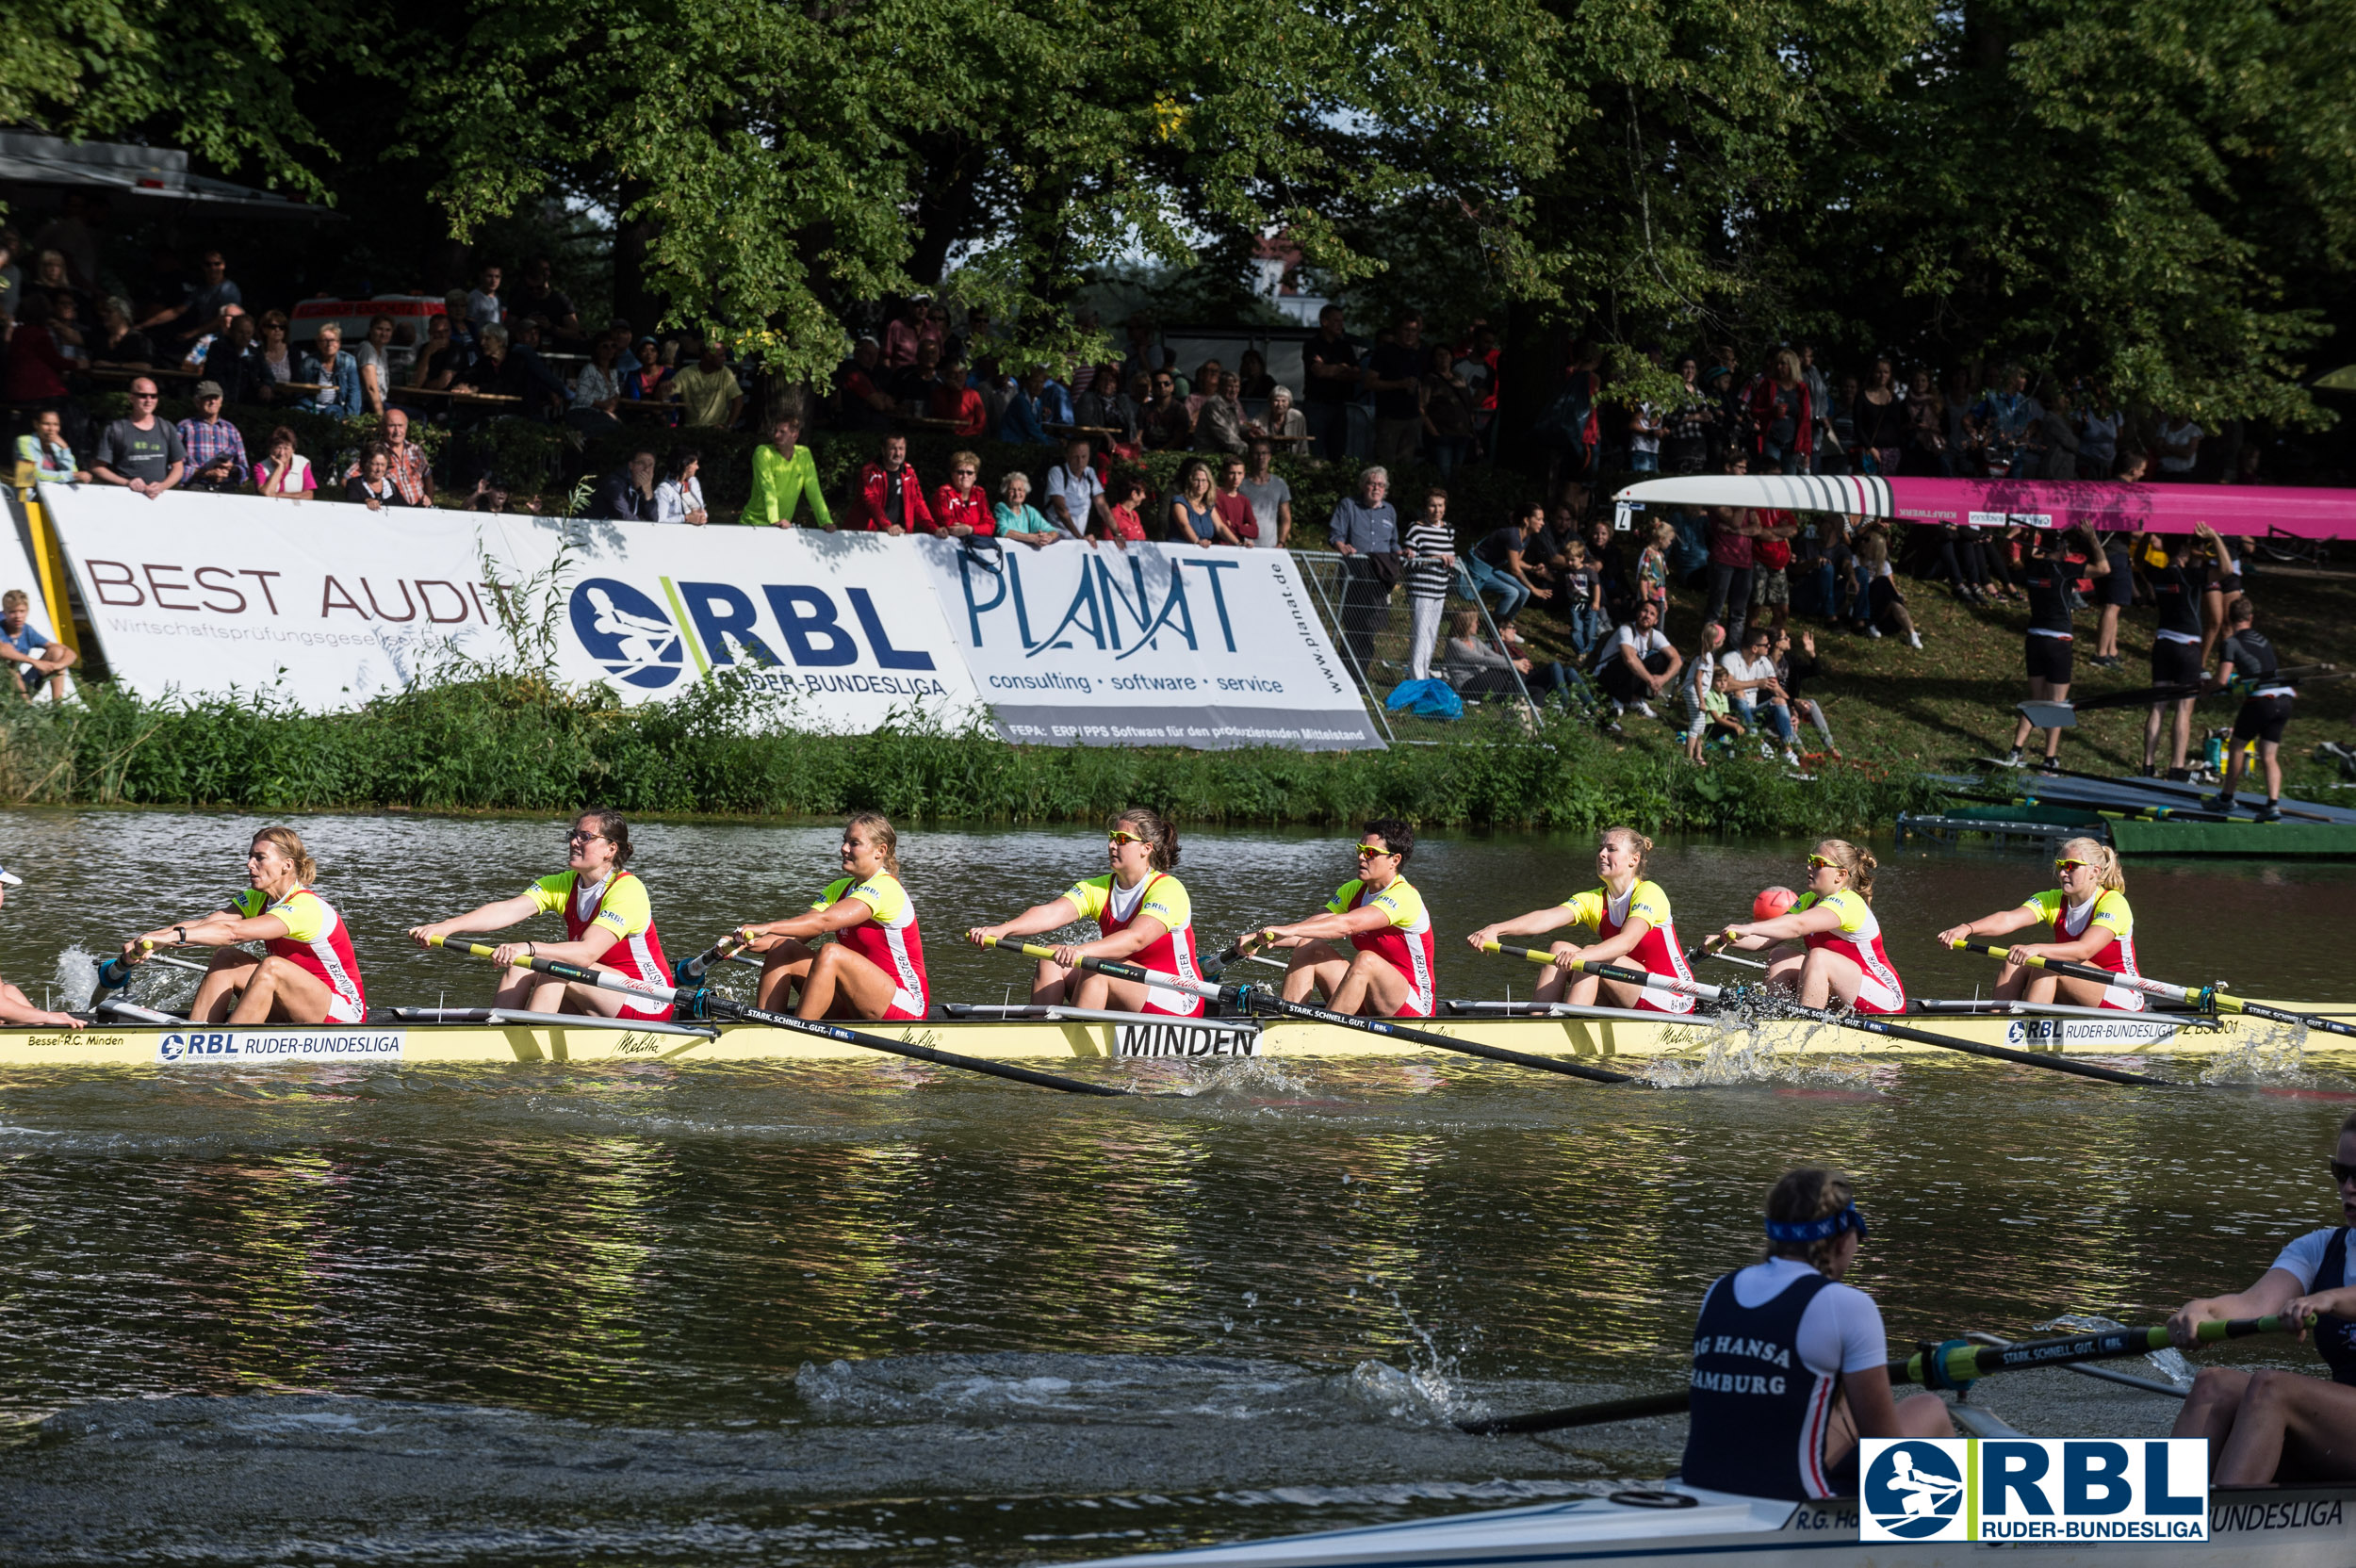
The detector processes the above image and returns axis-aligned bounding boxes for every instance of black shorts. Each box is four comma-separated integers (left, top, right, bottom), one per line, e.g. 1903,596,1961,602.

2151,638,2203,689
2233,694,2294,745
2102,552,2135,607
2025,634,2073,685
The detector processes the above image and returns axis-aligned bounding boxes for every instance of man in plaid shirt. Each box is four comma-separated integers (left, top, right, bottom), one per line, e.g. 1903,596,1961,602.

176,382,251,493
344,407,435,507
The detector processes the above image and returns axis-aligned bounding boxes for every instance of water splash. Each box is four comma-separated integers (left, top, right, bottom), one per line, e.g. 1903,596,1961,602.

55,942,204,1016
2035,1313,2195,1388
54,944,101,1011
2198,1019,2318,1086
1638,1000,1873,1089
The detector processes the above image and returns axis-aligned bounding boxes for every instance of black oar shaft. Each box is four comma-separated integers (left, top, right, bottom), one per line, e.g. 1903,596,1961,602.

1954,939,2356,1042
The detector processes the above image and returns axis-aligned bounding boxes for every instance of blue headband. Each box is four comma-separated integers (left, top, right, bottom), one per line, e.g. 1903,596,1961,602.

1765,1203,1869,1245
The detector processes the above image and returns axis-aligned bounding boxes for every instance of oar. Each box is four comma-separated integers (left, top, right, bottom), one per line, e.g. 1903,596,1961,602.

1950,939,2356,1041
425,936,1134,1097
1965,1331,2184,1400
978,936,1638,1086
93,939,211,995
2019,666,2345,729
1457,1314,2301,1435
1686,946,1769,971
1482,942,2179,1087
673,929,752,985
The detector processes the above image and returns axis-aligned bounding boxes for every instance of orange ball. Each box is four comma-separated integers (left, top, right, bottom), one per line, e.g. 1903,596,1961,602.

1753,886,1800,923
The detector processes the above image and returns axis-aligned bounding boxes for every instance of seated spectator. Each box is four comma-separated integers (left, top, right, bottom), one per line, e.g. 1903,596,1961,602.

929,356,988,437
252,311,300,403
891,338,945,408
993,471,1061,547
254,427,316,498
1250,384,1309,449
1442,608,1577,703
509,256,581,345
1212,455,1259,546
91,378,186,498
409,313,467,397
1041,437,1109,540
47,291,90,366
1237,349,1276,401
450,323,567,421
744,408,832,528
1142,371,1193,451
1104,474,1149,546
0,588,77,704
1197,371,1249,454
1466,503,1552,629
90,296,154,367
620,336,669,404
654,449,708,526
1000,368,1051,446
854,433,935,533
1182,358,1221,411
591,449,660,521
1592,599,1681,723
1074,360,1140,451
346,444,406,511
352,314,401,416
0,292,72,413
1038,370,1076,428
1239,441,1293,547
467,476,543,514
931,450,993,538
29,251,88,326
199,314,265,405
296,323,363,418
1719,626,1798,761
16,410,88,484
1166,459,1240,546
176,381,251,493
568,333,627,433
834,337,895,430
1773,627,1840,757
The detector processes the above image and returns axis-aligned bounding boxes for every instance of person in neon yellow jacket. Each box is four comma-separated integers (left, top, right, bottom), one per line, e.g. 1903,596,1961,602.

742,411,834,528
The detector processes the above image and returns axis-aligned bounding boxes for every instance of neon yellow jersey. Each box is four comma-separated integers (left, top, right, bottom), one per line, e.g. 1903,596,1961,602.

812,872,911,926
234,885,331,941
2021,887,2133,942
1065,873,1192,935
1327,876,1431,933
1561,878,1672,936
526,870,652,942
1792,887,1873,936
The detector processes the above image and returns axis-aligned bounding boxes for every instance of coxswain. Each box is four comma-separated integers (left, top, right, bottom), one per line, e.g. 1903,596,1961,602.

1933,837,2145,1010
1681,1167,1952,1500
2207,594,2296,822
2004,525,2108,772
1463,825,1695,1013
407,808,672,1021
123,825,367,1024
0,863,83,1029
965,808,1203,1015
1708,839,1906,1013
1244,819,1436,1018
731,813,928,1021
2168,1110,2356,1483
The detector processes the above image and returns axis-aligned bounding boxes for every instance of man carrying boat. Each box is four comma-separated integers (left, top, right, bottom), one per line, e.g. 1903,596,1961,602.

2169,1110,2356,1483
1463,825,1695,1013
1708,839,1906,1013
965,808,1204,1017
731,813,929,1021
1933,837,2146,1010
1682,1167,1951,1499
123,826,366,1025
406,808,674,1021
1246,819,1437,1019
2143,527,2215,778
2207,595,2295,822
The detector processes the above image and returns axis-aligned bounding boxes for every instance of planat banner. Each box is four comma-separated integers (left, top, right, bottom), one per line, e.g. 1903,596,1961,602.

915,536,1383,749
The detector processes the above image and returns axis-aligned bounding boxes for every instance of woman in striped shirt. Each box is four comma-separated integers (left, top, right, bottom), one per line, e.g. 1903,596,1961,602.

1402,488,1457,679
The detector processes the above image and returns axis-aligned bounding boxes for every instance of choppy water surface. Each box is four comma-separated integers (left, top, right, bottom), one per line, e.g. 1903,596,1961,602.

4,808,2356,1565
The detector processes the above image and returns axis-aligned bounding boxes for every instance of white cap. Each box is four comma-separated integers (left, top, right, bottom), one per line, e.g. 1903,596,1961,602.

0,868,24,887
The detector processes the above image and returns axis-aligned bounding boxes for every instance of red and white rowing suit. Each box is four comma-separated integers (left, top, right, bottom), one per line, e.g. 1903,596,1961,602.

1065,872,1203,1016
1560,878,1695,1013
813,871,929,1021
1325,875,1438,1018
2021,887,2145,1010
1792,888,1906,1014
232,884,367,1022
527,870,673,1021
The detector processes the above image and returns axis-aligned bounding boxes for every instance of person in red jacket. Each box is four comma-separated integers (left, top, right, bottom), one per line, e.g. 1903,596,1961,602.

930,449,995,538
852,433,936,534
928,357,989,436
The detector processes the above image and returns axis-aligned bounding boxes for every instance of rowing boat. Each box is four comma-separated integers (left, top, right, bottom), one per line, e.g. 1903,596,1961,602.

6,997,2349,1068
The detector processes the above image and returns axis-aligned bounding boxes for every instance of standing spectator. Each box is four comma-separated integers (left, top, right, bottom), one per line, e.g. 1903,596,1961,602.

251,311,300,403
1558,539,1606,659
1165,459,1235,545
930,356,990,437
1196,371,1249,454
1237,350,1276,401
1000,368,1052,446
1972,366,2041,477
0,588,77,703
45,289,89,367
2077,387,2124,481
140,249,240,351
931,451,994,538
1679,621,1739,762
1212,455,1260,546
1302,304,1362,463
1465,504,1552,629
1239,441,1294,547
1583,514,1639,626
0,292,73,419
1661,356,1714,474
369,409,434,506
175,382,251,493
1119,315,1167,387
883,300,924,368
1142,371,1193,451
15,409,87,483
347,445,406,511
1401,489,1456,680
1326,466,1399,670
352,315,401,416
2155,414,2204,480
1419,345,1478,477
450,323,565,421
853,433,936,534
1074,359,1139,451
655,450,709,526
2033,385,2080,482
1042,437,1110,540
568,333,626,433
1854,359,1906,475
1366,313,1425,466
508,258,580,344
1036,368,1076,428
1900,369,1946,475
1627,395,1664,475
744,410,831,528
1535,342,1603,487
1746,349,1813,474
1796,343,1833,466
409,312,468,394
1719,626,1799,762
198,314,265,404
297,323,363,418
834,338,896,430
994,471,1061,547
254,427,316,498
1823,373,1860,474
1097,474,1146,545
90,378,186,498
467,264,504,331
90,297,155,367
1750,505,1796,636
0,228,22,322
1703,461,1757,642
590,449,659,521
1592,599,1682,724
668,341,745,430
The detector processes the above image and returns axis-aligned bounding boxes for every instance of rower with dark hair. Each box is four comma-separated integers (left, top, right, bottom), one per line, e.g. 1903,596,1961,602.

407,808,673,1021
1681,1168,1952,1500
2169,1111,2356,1483
965,808,1204,1017
1244,819,1436,1019
2144,528,2214,777
2208,595,2296,822
732,813,928,1021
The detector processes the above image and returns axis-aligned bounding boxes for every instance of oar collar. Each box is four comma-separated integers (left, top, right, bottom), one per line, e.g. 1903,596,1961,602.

1766,1202,1869,1245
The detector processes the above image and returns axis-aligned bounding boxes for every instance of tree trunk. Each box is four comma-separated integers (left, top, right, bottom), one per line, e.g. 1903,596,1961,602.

614,177,665,338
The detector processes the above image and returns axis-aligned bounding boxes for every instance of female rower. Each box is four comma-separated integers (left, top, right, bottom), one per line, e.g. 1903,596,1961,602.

1708,839,1905,1013
406,808,672,1021
2168,1110,2356,1484
731,813,928,1021
1682,1167,1952,1500
1463,825,1696,1013
964,808,1204,1016
1933,837,2145,1010
1245,818,1435,1019
122,825,367,1024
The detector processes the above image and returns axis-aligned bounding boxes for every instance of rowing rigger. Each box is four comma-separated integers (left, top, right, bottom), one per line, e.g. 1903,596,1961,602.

1952,939,2356,1040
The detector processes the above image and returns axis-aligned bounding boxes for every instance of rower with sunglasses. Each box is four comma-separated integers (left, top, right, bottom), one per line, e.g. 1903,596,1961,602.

1933,837,2146,1011
407,808,674,1021
1707,839,1906,1014
1243,819,1438,1019
964,808,1203,1017
2168,1111,2356,1484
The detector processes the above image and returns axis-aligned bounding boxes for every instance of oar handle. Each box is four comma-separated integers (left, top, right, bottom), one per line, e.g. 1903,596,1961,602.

1899,1313,2308,1389
96,937,160,991
1483,941,1723,1003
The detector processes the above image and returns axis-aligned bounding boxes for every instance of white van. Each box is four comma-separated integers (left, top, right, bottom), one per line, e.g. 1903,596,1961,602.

288,295,447,376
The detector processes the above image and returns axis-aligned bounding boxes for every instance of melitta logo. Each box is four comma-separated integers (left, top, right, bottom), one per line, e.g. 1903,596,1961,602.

569,579,686,690
1860,1438,2209,1542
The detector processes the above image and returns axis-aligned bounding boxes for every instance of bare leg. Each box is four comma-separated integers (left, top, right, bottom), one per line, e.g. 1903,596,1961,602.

796,942,901,1021
2175,1368,2251,1462
2261,740,2282,801
2214,1369,2356,1485
1031,959,1072,1005
1796,946,1866,1009
1327,949,1414,1017
1281,940,1351,1004
1763,940,1807,997
225,956,342,1024
755,939,818,1012
190,954,262,1022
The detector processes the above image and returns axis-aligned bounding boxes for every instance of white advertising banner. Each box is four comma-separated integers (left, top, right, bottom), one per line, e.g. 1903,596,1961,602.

916,537,1383,749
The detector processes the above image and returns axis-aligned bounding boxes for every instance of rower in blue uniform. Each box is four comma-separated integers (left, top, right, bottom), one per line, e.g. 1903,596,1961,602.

1680,1168,1952,1500
2168,1109,2356,1484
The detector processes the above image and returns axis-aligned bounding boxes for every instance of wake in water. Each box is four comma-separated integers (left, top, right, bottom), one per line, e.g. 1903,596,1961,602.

2197,1018,2337,1087
2036,1312,2196,1389
1636,998,1878,1090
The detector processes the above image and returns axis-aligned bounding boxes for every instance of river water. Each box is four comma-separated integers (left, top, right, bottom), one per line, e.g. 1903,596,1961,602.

3,808,2354,1565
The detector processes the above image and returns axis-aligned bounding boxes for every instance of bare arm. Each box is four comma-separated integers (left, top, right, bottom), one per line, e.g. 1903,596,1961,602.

967,896,1085,947
1934,906,2046,947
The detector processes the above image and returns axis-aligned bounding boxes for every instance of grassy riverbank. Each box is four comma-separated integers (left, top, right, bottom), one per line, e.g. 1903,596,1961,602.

0,675,1948,835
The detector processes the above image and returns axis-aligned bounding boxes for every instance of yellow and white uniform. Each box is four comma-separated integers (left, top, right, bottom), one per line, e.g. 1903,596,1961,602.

1560,878,1695,1013
2020,887,2144,1011
812,871,929,1020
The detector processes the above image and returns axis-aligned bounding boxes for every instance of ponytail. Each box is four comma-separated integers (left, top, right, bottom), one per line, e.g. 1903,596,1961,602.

1814,838,1877,903
2057,836,2124,893
1112,808,1180,872
250,825,318,885
846,811,901,875
1600,825,1653,876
